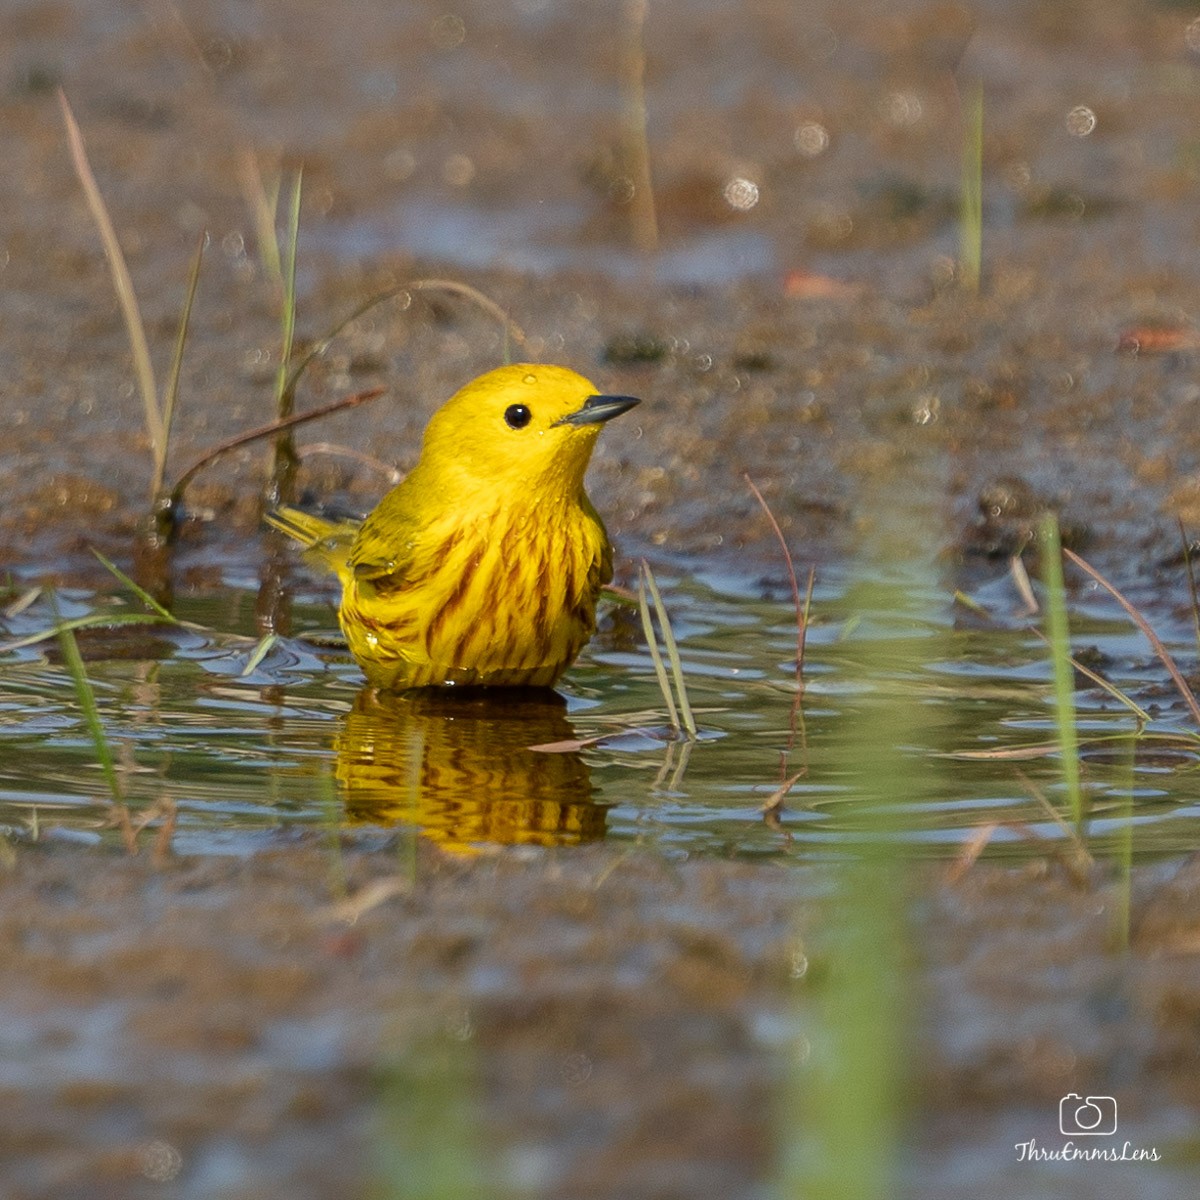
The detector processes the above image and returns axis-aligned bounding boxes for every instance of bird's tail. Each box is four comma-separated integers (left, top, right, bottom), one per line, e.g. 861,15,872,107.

265,505,360,582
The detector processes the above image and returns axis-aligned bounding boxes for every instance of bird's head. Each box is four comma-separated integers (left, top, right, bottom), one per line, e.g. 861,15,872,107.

418,363,640,498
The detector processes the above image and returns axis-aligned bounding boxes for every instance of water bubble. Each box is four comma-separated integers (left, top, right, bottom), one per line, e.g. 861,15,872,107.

523,372,538,385
608,175,636,204
442,154,475,186
429,13,466,49
1005,161,1032,190
220,230,245,259
560,1052,592,1084
139,1140,182,1183
312,186,334,216
930,255,957,289
1065,105,1096,137
202,37,233,73
444,1008,474,1040
790,949,809,979
385,148,416,181
803,22,839,61
912,394,940,425
1187,16,1200,53
794,121,830,158
723,176,760,211
882,91,923,127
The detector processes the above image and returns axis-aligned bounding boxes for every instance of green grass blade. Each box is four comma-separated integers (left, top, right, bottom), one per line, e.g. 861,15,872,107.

641,561,696,737
154,232,207,497
91,549,179,621
241,632,278,676
637,565,679,735
959,81,983,294
56,610,122,803
274,169,303,422
241,150,282,285
0,612,169,654
1041,513,1084,825
1114,733,1135,952
374,1028,487,1200
59,90,164,488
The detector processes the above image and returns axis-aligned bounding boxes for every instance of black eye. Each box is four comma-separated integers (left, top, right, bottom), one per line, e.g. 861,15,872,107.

504,404,532,429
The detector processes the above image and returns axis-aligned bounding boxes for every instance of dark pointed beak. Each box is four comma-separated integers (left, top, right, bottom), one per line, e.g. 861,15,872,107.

553,394,641,427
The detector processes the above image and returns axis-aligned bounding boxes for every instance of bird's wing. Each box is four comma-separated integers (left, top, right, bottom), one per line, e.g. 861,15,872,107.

266,505,360,583
347,484,423,586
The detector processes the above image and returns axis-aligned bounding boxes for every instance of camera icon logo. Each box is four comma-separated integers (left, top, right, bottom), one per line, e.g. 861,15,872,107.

1059,1093,1118,1136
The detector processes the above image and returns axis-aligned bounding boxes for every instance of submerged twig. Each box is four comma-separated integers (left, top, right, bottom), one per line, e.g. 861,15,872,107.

745,475,809,694
760,770,804,817
745,475,814,827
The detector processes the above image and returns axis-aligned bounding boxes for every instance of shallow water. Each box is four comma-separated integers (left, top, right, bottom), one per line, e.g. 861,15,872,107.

3,564,1197,862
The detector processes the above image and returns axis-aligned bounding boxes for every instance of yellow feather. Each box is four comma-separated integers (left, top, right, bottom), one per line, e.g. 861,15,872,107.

268,363,639,690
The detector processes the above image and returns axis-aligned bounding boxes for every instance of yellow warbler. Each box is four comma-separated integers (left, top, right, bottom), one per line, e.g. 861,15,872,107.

268,363,640,690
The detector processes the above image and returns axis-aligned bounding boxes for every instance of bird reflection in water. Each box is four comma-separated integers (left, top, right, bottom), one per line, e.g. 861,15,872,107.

335,688,606,850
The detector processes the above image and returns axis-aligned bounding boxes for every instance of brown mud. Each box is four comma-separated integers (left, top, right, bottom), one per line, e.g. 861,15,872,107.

4,843,1200,1199
5,0,1200,1195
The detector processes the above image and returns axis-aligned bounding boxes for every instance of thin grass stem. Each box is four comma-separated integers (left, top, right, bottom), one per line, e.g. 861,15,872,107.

959,81,983,294
1041,514,1084,825
641,560,696,737
1028,628,1151,724
240,149,283,286
1177,518,1200,665
1064,547,1200,729
91,550,180,622
59,90,163,485
55,605,122,803
745,474,808,691
274,169,303,421
0,612,168,655
637,566,679,734
1114,733,1135,951
153,232,207,498
621,0,659,255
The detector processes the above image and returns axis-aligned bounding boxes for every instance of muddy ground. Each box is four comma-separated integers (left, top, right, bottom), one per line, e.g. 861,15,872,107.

4,843,1200,1199
5,0,1200,1195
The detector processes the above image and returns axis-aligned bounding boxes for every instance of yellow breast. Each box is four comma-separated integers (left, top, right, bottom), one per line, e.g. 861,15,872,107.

339,502,610,690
